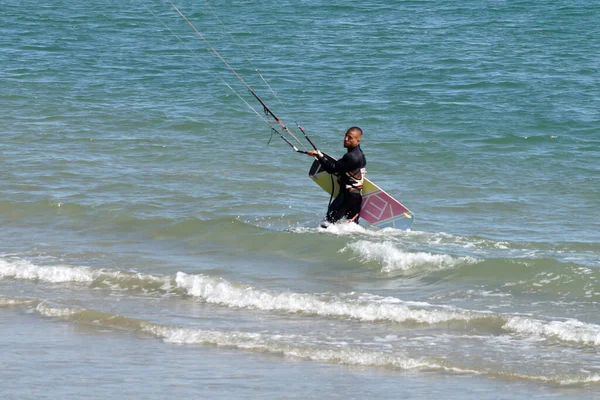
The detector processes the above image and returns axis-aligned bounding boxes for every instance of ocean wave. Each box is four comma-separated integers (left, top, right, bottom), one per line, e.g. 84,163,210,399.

3,257,599,349
0,258,100,283
174,271,488,325
503,317,600,347
36,302,84,318
24,300,600,386
28,300,472,374
0,295,37,307
0,258,173,293
434,257,600,301
340,240,479,272
26,298,459,373
144,324,458,372
0,256,489,325
291,224,600,258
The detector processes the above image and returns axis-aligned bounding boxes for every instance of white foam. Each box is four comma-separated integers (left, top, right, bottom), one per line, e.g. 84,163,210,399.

35,302,83,318
319,222,366,235
1,257,486,326
558,374,600,385
0,296,37,307
291,224,404,238
341,240,478,272
175,271,480,325
0,258,171,291
503,316,600,346
0,258,99,283
143,324,460,372
142,324,599,384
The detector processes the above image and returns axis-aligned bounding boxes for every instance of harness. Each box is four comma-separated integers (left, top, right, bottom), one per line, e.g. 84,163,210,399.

343,167,366,191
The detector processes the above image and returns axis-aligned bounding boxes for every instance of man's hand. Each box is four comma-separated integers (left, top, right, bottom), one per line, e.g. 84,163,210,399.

307,150,322,157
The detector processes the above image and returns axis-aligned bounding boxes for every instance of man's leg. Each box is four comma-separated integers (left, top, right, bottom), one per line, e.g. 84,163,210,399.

345,192,362,224
326,192,349,223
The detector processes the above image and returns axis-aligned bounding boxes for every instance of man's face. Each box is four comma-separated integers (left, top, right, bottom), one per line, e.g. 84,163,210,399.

343,130,361,148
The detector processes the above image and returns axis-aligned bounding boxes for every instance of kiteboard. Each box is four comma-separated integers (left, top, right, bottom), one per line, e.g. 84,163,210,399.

308,153,414,230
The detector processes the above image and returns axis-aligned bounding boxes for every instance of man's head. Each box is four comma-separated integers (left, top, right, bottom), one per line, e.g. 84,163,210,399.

343,126,363,149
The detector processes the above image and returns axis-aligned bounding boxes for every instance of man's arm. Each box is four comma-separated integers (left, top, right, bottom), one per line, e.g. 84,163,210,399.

310,151,359,174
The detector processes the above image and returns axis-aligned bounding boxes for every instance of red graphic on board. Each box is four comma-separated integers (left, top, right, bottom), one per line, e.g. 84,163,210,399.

361,190,409,224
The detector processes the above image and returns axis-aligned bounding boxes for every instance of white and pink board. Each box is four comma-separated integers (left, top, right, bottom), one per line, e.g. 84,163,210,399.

308,154,414,230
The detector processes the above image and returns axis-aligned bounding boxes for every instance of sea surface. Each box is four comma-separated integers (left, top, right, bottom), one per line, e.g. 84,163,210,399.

1,0,599,398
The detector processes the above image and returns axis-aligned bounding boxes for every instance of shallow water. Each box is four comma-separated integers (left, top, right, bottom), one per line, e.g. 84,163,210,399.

1,0,599,398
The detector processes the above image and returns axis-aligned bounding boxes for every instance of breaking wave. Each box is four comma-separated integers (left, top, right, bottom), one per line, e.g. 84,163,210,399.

15,298,597,386
340,240,479,272
2,257,599,349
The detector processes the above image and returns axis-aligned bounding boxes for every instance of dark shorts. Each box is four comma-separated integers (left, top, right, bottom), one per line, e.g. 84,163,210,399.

326,190,362,224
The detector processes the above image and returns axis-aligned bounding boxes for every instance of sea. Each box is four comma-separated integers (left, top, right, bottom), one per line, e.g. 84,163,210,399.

1,0,599,398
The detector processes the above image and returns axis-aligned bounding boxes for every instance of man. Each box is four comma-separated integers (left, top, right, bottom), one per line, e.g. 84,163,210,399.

307,126,367,225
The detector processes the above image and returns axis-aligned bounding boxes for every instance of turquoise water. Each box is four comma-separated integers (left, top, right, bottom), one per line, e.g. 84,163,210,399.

2,0,599,398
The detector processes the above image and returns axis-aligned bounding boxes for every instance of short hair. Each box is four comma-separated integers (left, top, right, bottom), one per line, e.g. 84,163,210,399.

348,126,363,137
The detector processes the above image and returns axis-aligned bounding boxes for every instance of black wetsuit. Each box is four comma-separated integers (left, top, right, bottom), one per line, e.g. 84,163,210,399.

315,145,367,224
